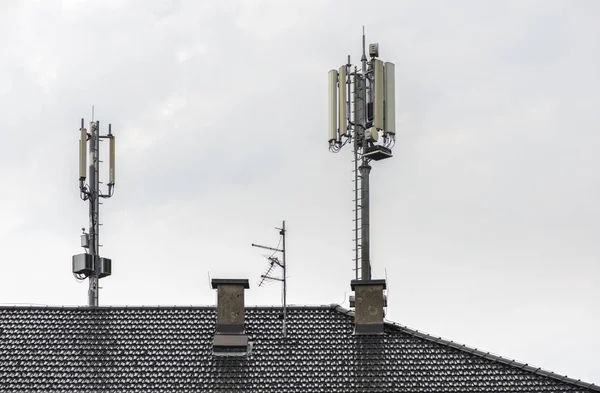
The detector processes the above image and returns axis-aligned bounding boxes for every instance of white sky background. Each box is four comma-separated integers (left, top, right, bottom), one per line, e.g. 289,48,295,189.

0,0,598,384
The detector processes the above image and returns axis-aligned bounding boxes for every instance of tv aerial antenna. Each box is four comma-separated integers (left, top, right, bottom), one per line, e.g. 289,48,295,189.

71,112,116,307
252,220,287,338
328,28,396,281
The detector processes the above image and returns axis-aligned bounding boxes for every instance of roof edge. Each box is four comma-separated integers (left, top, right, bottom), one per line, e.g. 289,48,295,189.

333,305,600,392
0,304,339,310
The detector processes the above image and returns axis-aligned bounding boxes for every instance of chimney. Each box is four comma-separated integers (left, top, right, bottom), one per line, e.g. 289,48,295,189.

211,278,250,355
350,279,387,335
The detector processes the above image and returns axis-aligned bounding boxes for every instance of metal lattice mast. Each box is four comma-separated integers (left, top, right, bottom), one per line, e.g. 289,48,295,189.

73,115,116,307
328,29,396,281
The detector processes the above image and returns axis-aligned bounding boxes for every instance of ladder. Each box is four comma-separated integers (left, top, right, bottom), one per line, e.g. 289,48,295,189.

352,134,362,280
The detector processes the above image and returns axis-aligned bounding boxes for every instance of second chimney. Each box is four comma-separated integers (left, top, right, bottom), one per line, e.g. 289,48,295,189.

211,278,250,355
350,279,387,335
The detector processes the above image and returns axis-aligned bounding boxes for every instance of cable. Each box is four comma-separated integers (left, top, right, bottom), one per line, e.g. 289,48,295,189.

73,273,86,283
269,235,283,260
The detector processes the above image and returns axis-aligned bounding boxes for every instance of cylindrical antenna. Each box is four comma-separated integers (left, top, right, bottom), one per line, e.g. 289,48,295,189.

328,69,338,142
338,65,347,138
384,62,396,134
373,59,384,130
108,124,115,186
79,119,87,181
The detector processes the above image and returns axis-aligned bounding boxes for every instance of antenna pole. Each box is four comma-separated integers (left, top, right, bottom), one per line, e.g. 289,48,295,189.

359,163,371,280
252,221,288,338
359,28,371,280
328,29,396,282
73,114,116,307
281,220,287,337
88,120,100,307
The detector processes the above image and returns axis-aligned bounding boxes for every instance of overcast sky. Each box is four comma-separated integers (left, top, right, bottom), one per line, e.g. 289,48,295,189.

0,0,598,385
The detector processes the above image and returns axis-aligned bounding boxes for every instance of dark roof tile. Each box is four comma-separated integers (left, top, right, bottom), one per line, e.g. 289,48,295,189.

0,305,596,392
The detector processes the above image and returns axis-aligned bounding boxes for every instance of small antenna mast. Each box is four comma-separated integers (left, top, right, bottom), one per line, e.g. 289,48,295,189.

72,110,117,307
252,220,287,338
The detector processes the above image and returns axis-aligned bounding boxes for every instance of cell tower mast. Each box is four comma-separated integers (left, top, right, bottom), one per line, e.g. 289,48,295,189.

72,116,116,307
328,29,396,281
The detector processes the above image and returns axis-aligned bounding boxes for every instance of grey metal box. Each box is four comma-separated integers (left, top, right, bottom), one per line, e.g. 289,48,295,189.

72,253,93,276
99,257,111,278
80,234,89,248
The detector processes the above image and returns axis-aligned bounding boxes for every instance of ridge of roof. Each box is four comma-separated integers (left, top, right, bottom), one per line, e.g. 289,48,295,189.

0,304,337,310
333,305,600,392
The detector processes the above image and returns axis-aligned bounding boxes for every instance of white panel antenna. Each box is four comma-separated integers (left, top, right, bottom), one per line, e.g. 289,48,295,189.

384,62,396,135
79,124,87,181
328,70,338,142
108,125,115,187
373,59,384,130
338,65,347,137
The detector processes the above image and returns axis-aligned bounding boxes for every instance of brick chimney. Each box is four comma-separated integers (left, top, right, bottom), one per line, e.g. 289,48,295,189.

211,278,250,355
350,279,387,335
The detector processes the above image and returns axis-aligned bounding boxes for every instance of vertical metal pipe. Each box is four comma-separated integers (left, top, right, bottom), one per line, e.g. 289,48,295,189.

359,163,371,280
95,121,100,261
354,72,368,279
282,220,286,338
359,29,371,281
353,141,359,280
88,121,100,307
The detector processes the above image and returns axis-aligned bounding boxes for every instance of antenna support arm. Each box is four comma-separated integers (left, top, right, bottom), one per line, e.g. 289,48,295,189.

261,275,284,282
251,243,283,253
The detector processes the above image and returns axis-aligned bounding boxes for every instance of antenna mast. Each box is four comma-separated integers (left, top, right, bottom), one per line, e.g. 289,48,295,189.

72,114,116,307
328,29,396,281
252,220,287,338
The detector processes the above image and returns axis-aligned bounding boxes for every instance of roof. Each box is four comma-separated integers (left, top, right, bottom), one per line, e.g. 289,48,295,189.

0,305,597,392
